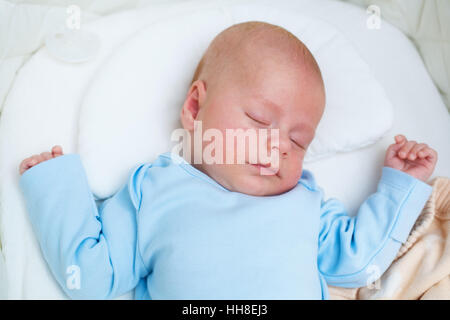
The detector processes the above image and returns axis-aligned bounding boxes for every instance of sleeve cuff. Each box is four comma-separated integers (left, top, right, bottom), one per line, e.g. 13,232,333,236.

20,154,84,200
380,166,433,244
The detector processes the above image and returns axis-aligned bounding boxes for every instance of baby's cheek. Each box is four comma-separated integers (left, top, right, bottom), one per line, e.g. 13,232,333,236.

284,157,303,181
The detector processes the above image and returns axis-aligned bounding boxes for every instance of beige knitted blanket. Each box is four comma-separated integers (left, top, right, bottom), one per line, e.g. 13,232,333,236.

328,176,450,300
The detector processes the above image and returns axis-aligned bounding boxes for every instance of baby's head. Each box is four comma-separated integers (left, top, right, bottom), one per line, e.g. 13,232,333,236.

180,21,325,196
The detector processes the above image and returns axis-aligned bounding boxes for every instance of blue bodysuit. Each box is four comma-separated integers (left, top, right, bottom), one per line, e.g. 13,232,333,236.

19,152,432,299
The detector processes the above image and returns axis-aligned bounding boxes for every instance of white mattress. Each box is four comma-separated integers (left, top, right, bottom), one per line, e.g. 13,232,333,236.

0,0,449,299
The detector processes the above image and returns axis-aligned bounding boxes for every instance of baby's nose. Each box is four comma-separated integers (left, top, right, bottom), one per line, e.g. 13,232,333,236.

277,134,291,158
264,130,290,158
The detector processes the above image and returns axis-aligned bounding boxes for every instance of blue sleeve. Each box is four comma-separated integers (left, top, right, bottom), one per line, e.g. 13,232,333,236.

19,154,150,299
317,166,432,288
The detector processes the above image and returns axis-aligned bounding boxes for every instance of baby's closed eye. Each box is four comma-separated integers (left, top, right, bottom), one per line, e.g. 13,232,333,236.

290,138,305,150
245,111,271,126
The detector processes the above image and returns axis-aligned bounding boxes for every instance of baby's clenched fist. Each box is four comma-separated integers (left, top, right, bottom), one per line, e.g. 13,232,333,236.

384,135,437,182
19,145,64,175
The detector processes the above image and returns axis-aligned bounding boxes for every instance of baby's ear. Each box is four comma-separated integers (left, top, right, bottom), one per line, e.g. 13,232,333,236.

180,80,206,131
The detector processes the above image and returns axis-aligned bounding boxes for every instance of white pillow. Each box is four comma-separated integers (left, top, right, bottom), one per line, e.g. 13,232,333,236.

78,3,394,199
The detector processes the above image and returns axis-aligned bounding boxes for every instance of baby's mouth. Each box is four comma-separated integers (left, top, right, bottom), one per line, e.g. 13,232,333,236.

247,162,280,177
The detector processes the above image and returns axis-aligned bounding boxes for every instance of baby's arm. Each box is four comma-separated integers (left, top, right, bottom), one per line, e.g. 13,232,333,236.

19,149,150,299
317,135,437,288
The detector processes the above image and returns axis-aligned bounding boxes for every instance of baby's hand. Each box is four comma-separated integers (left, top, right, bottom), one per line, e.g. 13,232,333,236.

19,145,64,175
384,135,437,182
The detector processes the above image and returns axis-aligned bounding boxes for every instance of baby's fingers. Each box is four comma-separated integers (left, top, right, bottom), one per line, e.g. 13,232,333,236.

394,134,407,145
417,147,438,161
40,152,52,161
19,156,40,174
407,143,428,161
385,135,406,158
398,140,416,159
51,145,63,157
19,158,30,174
24,156,40,167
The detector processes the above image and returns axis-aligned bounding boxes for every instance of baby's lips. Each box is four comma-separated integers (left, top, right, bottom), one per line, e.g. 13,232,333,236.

259,163,279,176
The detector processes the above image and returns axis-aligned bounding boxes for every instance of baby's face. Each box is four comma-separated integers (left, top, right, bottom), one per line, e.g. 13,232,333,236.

184,56,325,196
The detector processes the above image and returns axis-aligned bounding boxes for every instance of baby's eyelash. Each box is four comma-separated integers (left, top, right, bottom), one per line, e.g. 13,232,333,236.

291,139,305,150
245,112,270,126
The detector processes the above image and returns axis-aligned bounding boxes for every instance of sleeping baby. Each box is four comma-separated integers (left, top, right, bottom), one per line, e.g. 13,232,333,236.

19,22,438,299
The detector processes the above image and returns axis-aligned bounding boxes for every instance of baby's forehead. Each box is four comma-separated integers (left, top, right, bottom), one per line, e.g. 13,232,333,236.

193,22,322,85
